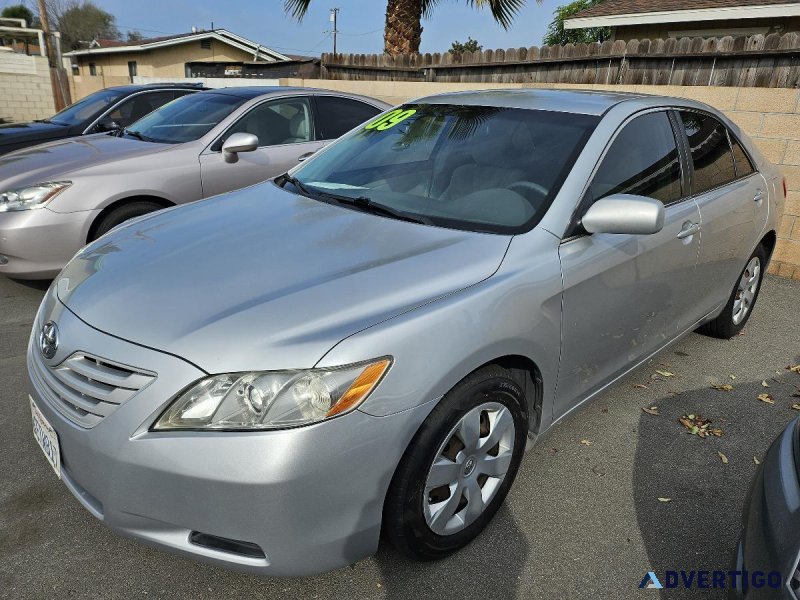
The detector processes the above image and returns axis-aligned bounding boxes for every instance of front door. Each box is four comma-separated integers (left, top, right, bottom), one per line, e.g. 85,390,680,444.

200,96,324,198
556,110,701,418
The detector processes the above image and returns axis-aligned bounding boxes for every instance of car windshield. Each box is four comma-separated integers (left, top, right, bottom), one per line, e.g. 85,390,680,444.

122,92,248,144
48,89,125,126
289,104,599,234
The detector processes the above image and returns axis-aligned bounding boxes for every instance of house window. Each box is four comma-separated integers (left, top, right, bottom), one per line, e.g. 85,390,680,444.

200,38,211,49
71,63,79,75
128,61,138,78
89,63,97,76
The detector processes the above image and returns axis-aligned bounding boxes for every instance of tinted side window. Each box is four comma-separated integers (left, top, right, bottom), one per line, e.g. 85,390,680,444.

225,98,312,147
315,96,381,140
587,111,682,205
678,111,737,194
109,91,176,127
730,135,756,178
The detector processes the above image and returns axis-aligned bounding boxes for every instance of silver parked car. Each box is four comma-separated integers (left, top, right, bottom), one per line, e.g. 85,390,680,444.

0,87,388,278
27,89,782,576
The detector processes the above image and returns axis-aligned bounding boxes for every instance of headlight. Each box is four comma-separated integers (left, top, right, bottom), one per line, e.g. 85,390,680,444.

0,181,71,212
153,358,391,431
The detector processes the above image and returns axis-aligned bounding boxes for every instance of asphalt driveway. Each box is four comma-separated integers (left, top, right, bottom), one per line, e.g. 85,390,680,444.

1,274,799,599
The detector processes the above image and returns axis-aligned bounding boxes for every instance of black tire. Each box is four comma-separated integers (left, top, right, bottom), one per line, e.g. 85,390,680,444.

698,243,767,339
90,201,164,241
383,365,528,560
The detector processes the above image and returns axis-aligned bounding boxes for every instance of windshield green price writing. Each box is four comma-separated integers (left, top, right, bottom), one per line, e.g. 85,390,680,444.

365,108,417,131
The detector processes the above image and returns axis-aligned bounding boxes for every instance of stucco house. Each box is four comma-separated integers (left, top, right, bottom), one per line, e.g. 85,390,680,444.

565,0,800,41
63,28,289,81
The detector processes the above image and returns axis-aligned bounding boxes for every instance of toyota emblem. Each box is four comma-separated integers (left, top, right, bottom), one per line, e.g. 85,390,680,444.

39,321,59,360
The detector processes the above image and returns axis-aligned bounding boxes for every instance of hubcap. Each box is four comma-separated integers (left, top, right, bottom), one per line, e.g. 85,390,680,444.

423,401,516,536
732,256,761,325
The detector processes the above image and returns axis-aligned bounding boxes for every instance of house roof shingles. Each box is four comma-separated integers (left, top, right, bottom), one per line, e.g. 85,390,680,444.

570,0,800,19
93,32,211,49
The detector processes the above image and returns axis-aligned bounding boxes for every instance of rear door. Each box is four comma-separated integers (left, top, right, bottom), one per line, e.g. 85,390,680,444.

674,111,766,316
312,95,384,142
199,96,323,198
556,110,701,417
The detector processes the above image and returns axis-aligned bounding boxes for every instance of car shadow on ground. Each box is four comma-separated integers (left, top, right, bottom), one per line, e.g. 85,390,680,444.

373,504,530,600
633,369,800,598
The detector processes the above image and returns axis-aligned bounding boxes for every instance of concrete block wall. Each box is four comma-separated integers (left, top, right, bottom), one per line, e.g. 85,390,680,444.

281,78,800,279
0,54,55,122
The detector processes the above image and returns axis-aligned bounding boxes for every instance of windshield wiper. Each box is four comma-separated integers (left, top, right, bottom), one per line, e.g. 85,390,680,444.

280,173,313,196
123,129,151,142
318,191,431,226
279,174,430,226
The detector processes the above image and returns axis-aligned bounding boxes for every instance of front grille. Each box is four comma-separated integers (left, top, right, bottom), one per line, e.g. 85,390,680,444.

31,350,155,428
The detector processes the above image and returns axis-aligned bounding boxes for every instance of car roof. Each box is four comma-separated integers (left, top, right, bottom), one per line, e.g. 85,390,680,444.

203,86,386,101
105,83,205,93
413,88,650,116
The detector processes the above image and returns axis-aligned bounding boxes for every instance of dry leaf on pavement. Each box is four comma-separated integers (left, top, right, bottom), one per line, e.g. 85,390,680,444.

717,451,729,464
657,497,672,502
711,383,734,391
787,364,800,374
642,406,660,416
580,439,593,446
633,384,649,389
762,380,770,387
679,414,723,438
757,393,775,404
792,404,800,411
754,457,761,465
656,370,675,378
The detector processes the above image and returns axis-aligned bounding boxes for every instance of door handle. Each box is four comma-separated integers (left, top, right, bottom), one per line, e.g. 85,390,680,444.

297,151,316,162
753,189,764,203
676,222,700,239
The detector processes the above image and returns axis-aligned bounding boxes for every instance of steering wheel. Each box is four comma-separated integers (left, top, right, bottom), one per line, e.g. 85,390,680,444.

508,181,549,198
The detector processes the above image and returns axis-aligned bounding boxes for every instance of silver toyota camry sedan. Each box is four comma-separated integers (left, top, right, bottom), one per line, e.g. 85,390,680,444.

27,89,782,576
0,87,387,278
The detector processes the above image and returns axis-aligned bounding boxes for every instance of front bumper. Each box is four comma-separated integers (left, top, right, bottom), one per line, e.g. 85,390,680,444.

734,418,800,599
0,207,97,279
27,292,434,576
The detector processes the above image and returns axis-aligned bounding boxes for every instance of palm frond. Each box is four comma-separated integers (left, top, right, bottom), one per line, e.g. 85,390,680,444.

422,0,540,29
283,0,312,20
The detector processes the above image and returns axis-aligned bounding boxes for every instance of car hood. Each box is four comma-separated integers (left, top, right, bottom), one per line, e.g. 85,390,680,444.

0,120,68,146
0,134,167,189
56,183,512,374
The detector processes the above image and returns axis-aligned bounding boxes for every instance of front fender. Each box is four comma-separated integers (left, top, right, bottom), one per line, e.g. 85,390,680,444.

317,229,563,425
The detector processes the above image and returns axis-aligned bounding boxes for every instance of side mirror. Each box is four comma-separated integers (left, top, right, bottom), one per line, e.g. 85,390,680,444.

95,117,121,133
222,132,259,164
581,194,665,235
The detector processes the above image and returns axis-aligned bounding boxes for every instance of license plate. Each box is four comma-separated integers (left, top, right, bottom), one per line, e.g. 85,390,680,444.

30,396,61,478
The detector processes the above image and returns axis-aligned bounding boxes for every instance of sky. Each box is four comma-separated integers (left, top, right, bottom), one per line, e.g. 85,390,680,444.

1,0,565,56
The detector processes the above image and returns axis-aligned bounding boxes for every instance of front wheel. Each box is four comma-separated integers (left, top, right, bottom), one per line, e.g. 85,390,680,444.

383,365,528,560
90,201,165,241
698,244,767,339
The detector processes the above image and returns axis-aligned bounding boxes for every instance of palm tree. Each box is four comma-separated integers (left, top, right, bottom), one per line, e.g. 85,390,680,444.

284,0,531,56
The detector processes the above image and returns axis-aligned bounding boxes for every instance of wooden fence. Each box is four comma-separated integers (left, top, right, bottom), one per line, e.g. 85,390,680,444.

321,32,800,88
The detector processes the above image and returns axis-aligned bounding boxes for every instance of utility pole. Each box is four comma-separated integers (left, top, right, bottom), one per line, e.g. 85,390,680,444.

329,8,339,56
36,0,56,67
36,0,71,111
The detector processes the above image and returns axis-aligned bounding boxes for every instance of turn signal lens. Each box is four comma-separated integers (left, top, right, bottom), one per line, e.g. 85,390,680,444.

327,359,391,417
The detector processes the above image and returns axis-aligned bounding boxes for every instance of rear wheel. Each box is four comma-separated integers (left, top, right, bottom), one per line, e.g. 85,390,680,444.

90,201,164,241
383,365,527,560
698,244,766,339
